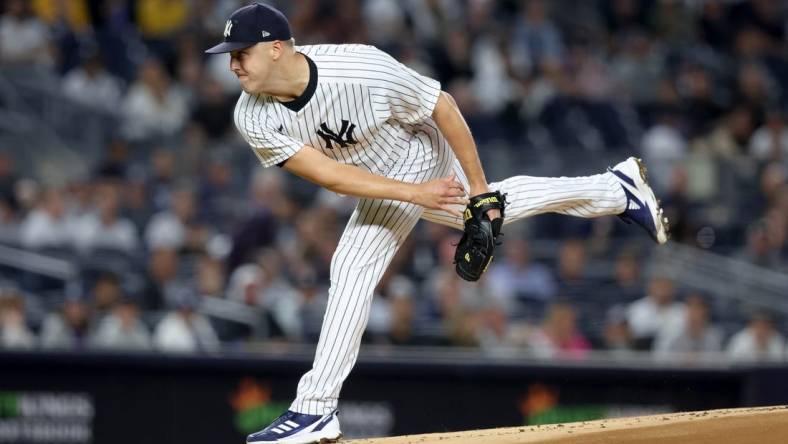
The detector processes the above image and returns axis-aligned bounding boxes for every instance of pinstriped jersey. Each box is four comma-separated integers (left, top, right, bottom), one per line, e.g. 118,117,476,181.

233,44,443,175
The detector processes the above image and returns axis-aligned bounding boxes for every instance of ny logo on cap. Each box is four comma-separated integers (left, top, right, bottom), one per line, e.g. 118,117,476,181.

224,20,233,38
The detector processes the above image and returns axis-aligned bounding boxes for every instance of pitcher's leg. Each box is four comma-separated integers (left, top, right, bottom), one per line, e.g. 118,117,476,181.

491,172,626,224
290,198,423,415
421,159,626,229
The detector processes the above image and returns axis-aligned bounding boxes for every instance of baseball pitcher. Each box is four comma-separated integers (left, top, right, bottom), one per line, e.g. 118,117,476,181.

206,4,668,443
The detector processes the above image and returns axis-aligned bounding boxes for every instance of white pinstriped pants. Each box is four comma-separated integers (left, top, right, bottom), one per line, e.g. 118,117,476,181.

291,142,626,415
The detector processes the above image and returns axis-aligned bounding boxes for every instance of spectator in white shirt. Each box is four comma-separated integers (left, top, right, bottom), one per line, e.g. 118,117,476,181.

227,257,302,341
121,58,189,141
62,52,123,112
626,275,685,350
654,293,723,357
726,311,785,361
20,187,74,250
0,0,53,67
153,288,219,353
72,182,138,254
90,296,151,351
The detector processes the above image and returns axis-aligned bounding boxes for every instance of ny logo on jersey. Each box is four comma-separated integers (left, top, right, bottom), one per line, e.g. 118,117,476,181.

316,120,358,149
224,20,233,38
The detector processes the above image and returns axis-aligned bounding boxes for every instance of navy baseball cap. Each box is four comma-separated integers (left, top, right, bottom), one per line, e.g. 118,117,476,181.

205,3,292,54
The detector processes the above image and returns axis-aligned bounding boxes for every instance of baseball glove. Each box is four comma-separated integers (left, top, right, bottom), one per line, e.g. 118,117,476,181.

454,191,506,282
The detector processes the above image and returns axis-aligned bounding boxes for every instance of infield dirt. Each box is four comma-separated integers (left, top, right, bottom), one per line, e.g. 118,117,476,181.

346,405,788,444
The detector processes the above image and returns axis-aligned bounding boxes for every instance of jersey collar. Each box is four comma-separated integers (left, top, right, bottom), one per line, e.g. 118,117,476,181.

279,54,317,112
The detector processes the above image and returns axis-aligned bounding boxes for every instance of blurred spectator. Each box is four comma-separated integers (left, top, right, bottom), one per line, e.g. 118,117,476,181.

95,139,131,180
198,150,241,232
0,0,53,66
610,31,664,105
145,183,196,250
62,50,123,112
173,36,204,99
195,253,226,298
385,276,419,346
40,293,92,349
90,295,151,351
0,286,35,349
226,258,301,341
72,181,139,254
728,0,786,47
653,294,723,357
641,109,688,193
256,249,303,340
555,239,592,300
123,168,154,232
121,58,189,141
475,302,512,352
602,304,635,356
692,105,754,160
362,0,405,48
135,0,189,63
0,150,19,202
749,110,788,163
19,187,75,250
408,222,451,281
726,311,785,361
734,62,777,127
650,0,695,45
0,150,20,243
289,206,340,283
602,0,646,35
527,301,590,359
429,27,474,92
737,218,783,270
89,272,124,318
679,65,724,138
511,0,564,72
428,267,480,347
756,162,786,212
226,169,285,272
602,248,644,304
139,246,181,310
484,237,556,316
148,147,177,212
697,1,730,50
296,264,329,341
0,192,19,244
626,275,685,349
153,287,219,353
191,77,236,140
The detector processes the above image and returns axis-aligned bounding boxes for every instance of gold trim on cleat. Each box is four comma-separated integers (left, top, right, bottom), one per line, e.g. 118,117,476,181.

635,157,649,182
630,157,669,244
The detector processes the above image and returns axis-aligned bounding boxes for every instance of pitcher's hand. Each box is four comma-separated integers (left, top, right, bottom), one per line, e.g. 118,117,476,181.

411,174,468,217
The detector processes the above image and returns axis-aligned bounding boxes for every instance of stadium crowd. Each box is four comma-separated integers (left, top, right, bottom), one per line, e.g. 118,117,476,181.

0,0,787,361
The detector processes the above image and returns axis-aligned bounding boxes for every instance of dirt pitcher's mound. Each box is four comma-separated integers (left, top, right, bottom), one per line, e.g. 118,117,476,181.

346,405,788,444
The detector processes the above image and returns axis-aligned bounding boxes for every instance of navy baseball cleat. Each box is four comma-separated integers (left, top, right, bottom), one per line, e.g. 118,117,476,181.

246,409,341,444
608,157,669,244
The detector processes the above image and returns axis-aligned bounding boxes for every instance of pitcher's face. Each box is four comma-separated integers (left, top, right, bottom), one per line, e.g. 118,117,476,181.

230,42,278,94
